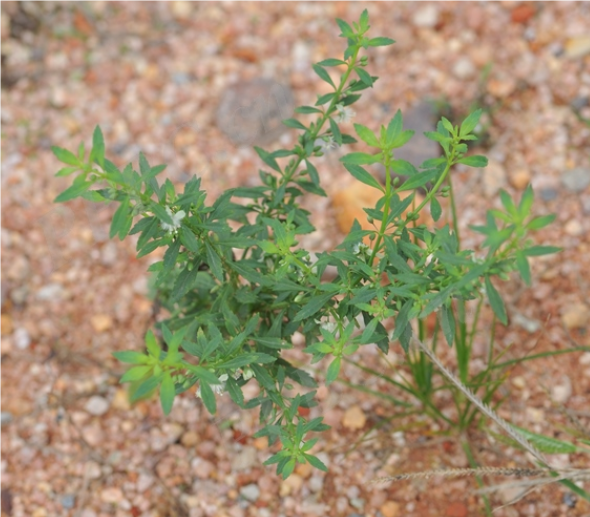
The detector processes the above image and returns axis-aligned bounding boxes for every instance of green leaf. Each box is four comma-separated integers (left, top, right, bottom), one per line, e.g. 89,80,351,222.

55,166,80,177
516,250,531,286
335,18,355,38
317,58,346,67
199,381,217,414
205,242,224,281
430,197,442,222
145,330,161,358
522,245,561,256
390,129,415,149
254,146,281,173
526,214,556,230
441,117,455,135
329,117,342,145
485,276,507,325
397,168,439,191
109,197,131,240
54,180,93,203
112,350,149,364
368,36,395,47
457,155,488,168
356,67,374,87
120,365,152,383
226,376,244,407
130,375,160,402
312,64,336,89
440,304,455,347
315,92,335,106
304,453,328,471
294,108,321,118
353,123,380,147
359,9,369,31
91,126,105,167
282,118,307,130
326,356,341,385
52,146,81,167
390,159,418,177
294,292,335,322
340,152,381,165
518,184,534,216
459,109,482,137
341,163,384,192
159,372,175,415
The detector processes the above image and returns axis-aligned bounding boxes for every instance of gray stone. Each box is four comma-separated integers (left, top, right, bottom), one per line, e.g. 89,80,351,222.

84,396,110,416
453,57,476,79
231,446,257,471
412,5,439,28
561,167,590,192
239,483,260,502
1,412,13,426
36,283,64,301
216,78,295,146
539,188,558,201
13,327,30,350
61,494,75,509
100,242,118,267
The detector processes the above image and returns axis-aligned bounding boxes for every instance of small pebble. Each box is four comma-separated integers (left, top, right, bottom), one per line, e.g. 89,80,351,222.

100,487,123,504
551,376,572,404
561,302,590,329
380,500,400,517
563,492,577,508
231,446,257,471
36,283,64,301
13,327,31,350
452,57,476,79
100,242,118,266
1,412,13,426
60,494,75,510
412,5,439,28
509,169,531,190
84,396,110,416
564,220,583,236
561,167,590,192
239,483,260,502
342,405,366,430
539,188,558,201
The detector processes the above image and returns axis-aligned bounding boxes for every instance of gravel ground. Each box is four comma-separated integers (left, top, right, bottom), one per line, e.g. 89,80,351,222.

2,2,590,517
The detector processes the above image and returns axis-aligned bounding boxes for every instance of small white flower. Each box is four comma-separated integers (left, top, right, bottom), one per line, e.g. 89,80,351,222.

315,135,339,153
334,103,356,123
242,367,255,381
196,373,228,398
352,241,370,255
161,206,186,233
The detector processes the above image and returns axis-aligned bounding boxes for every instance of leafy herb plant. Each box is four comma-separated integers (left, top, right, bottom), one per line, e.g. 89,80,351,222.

53,10,567,483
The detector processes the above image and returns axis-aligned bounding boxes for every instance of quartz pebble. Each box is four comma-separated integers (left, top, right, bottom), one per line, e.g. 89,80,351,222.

561,168,590,192
13,327,30,350
561,303,590,329
231,446,257,471
412,5,439,28
84,396,110,416
239,483,260,502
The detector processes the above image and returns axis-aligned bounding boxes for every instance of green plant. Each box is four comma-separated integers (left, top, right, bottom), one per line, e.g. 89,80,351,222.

53,9,578,491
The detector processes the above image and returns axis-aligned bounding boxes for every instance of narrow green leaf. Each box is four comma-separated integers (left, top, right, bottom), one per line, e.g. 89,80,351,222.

341,163,384,192
522,245,561,256
54,180,93,202
52,146,81,167
397,168,439,191
368,36,395,47
254,146,281,173
282,118,307,130
145,330,161,358
516,251,531,286
326,356,341,385
55,166,80,177
354,123,380,147
329,117,342,145
199,381,217,414
340,152,382,165
112,350,150,364
226,376,245,407
317,58,346,67
304,453,328,471
526,214,556,231
459,109,482,137
159,372,175,415
430,197,442,222
120,365,152,383
294,292,335,322
485,276,507,325
295,106,322,114
335,18,355,38
109,197,131,240
130,375,160,403
440,304,455,347
205,242,224,281
312,64,336,89
92,126,105,167
356,67,374,87
511,425,578,454
457,155,488,168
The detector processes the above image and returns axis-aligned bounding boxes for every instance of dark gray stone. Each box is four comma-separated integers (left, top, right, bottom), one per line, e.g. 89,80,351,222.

561,167,590,192
216,78,295,146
